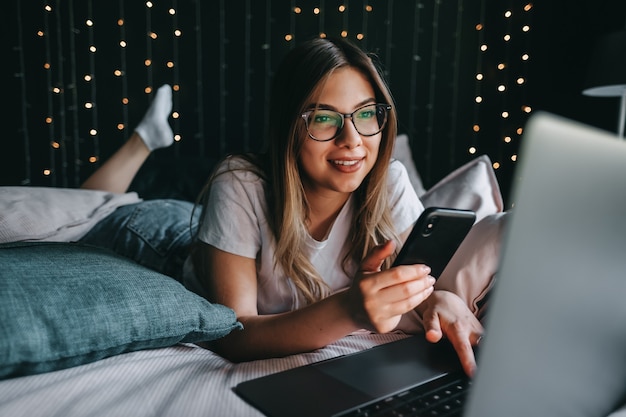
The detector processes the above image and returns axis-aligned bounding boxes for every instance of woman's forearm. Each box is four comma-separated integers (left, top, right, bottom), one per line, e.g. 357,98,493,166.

205,289,360,362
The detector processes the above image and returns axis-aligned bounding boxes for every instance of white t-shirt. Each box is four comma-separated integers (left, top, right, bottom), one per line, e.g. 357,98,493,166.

183,157,423,314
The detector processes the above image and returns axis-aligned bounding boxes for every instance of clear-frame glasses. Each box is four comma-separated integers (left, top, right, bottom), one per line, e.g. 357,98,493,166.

300,103,392,142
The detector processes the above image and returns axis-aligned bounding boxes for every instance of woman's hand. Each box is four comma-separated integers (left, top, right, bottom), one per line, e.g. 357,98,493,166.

416,290,484,377
347,240,436,333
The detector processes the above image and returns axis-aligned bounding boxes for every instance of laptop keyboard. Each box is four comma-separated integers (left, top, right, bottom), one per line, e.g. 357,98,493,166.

335,372,471,417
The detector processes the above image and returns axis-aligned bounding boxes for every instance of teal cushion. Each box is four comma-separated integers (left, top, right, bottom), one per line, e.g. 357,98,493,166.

0,242,242,379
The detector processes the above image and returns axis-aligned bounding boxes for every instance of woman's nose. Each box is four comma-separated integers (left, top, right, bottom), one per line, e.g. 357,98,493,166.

335,118,362,149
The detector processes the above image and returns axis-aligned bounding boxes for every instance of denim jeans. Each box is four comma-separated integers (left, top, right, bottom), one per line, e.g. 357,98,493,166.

80,199,200,281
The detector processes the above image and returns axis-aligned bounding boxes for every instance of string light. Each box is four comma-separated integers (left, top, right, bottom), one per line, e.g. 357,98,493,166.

472,0,533,186
19,2,533,191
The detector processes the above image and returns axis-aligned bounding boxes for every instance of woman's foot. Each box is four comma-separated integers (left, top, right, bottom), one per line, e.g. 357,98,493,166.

135,84,174,151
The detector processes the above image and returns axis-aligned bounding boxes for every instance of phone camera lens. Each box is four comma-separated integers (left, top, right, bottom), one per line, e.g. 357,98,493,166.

422,216,438,236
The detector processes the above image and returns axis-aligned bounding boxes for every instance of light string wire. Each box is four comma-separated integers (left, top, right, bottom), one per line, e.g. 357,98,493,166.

383,0,393,80
518,2,533,155
243,0,251,151
218,0,226,155
194,0,204,156
448,0,465,166
68,0,81,186
262,0,271,148
318,0,325,38
171,0,180,157
360,0,368,49
472,0,486,155
342,0,349,39
498,2,514,169
43,2,56,185
16,0,31,185
119,0,129,142
290,0,296,45
407,1,423,148
424,0,441,185
146,3,153,96
54,1,68,187
87,0,100,170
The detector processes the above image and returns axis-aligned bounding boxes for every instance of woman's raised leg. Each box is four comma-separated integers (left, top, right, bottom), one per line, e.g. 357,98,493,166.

80,84,174,193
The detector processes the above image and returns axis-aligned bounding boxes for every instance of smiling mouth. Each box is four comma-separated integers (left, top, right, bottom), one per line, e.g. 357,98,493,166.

330,159,360,166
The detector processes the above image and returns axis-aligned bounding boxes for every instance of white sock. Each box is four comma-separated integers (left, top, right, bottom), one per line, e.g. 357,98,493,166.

135,84,174,151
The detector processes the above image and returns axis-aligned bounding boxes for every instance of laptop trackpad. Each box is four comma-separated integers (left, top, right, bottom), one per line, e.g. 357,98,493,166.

315,336,461,398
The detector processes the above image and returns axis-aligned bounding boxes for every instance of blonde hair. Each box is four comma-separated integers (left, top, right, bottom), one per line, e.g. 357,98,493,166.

267,37,399,304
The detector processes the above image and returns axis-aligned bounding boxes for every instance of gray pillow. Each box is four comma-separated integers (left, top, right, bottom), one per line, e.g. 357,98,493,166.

0,242,242,379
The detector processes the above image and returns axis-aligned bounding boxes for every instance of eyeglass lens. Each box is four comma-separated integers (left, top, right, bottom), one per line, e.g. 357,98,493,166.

304,104,389,141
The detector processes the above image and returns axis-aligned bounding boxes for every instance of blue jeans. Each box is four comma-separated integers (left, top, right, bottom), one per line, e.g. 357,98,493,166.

80,199,200,281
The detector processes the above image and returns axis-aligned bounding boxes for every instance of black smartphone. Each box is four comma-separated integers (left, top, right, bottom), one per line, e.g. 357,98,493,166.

392,207,476,278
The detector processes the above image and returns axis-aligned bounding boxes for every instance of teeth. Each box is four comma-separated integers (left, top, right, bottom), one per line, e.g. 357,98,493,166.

332,160,359,166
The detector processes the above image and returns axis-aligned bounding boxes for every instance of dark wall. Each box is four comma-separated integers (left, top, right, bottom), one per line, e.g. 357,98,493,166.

529,1,626,129
3,1,626,206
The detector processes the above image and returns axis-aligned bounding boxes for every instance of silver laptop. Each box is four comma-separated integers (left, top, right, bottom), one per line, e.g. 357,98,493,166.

236,112,626,417
465,112,626,417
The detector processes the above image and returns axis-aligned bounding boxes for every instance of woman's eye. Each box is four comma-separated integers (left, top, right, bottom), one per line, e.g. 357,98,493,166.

356,108,376,119
313,113,339,125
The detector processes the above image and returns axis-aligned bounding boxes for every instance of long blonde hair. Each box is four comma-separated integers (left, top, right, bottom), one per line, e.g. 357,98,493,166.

195,37,399,305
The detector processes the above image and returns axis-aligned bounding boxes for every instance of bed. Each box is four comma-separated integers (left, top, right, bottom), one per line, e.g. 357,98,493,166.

1,138,509,416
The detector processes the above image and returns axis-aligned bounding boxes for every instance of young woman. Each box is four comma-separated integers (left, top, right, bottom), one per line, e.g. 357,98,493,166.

185,37,484,376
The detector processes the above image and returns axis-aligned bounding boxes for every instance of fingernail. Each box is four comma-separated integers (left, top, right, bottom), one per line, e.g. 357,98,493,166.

421,265,431,274
428,276,436,286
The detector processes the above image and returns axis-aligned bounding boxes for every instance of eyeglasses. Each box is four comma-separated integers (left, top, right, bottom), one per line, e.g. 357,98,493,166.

300,103,392,142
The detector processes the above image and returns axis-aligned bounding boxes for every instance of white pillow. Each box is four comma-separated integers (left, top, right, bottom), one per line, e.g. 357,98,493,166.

420,154,504,223
0,187,141,243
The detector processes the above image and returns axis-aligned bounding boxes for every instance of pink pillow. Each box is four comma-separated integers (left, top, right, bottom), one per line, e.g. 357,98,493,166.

392,134,426,196
420,155,504,223
435,212,508,319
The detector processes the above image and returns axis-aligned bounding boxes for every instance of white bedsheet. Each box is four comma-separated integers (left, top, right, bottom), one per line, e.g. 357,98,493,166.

0,333,408,417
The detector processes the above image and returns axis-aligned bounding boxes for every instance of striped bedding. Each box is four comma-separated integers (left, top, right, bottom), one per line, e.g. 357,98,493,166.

0,333,407,417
